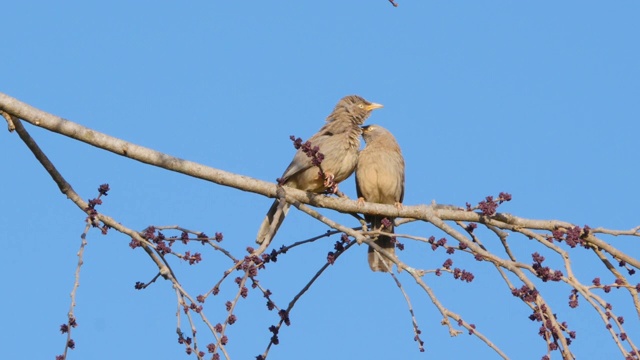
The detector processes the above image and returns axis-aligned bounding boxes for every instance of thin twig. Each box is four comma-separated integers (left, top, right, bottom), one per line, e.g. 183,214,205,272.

388,271,425,352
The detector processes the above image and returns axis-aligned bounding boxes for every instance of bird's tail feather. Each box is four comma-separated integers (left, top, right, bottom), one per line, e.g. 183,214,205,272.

256,199,290,245
368,217,396,272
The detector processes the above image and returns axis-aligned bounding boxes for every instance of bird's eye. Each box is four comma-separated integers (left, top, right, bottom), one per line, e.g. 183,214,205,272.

358,104,364,109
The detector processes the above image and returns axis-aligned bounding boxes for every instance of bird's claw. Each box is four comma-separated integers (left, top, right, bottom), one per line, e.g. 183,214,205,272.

323,172,338,193
323,172,335,187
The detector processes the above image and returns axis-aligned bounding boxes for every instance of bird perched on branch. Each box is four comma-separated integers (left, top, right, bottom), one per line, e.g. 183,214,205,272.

356,125,405,272
256,95,384,245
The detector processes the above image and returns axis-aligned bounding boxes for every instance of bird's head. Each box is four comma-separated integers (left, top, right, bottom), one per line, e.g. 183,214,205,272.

326,95,383,125
360,124,394,143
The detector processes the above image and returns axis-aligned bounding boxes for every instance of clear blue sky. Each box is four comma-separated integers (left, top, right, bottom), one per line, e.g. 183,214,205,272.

2,2,639,359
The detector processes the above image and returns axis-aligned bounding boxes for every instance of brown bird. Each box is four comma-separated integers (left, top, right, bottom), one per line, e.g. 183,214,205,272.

256,95,383,245
356,125,405,272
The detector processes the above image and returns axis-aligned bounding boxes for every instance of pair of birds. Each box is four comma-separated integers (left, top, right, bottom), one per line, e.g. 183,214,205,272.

256,95,404,272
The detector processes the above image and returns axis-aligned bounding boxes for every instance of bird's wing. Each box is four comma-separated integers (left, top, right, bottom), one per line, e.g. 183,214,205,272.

279,149,314,183
279,131,333,182
396,152,406,203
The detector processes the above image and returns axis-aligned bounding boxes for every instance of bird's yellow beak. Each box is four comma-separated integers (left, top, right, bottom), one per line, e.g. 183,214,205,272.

365,102,384,111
